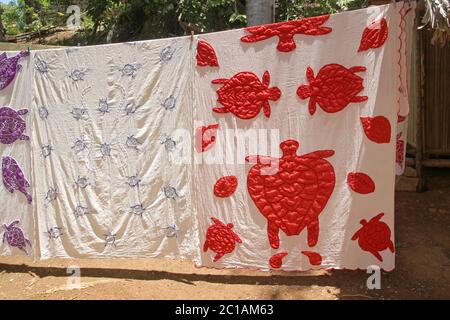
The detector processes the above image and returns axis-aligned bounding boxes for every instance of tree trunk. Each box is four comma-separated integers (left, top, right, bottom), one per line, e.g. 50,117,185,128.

246,0,274,26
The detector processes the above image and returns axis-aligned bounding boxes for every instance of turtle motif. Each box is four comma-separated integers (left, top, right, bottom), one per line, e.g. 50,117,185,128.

240,15,332,52
351,212,394,262
246,139,335,249
212,71,281,119
297,64,368,115
203,217,242,262
358,18,389,52
3,220,31,255
2,156,32,204
0,107,30,145
0,50,29,90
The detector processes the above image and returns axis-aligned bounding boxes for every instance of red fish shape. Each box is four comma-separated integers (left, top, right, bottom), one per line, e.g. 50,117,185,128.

196,40,219,67
246,140,335,249
358,18,389,52
269,252,288,269
352,212,394,262
361,116,391,144
195,123,219,153
241,15,332,52
347,172,375,194
212,71,281,119
297,64,368,115
214,176,238,198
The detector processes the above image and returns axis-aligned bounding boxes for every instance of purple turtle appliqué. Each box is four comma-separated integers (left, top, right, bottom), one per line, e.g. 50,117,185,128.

2,156,32,204
0,107,30,145
3,220,31,255
0,50,30,90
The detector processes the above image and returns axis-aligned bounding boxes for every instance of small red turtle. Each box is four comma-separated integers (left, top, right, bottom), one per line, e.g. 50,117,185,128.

352,212,394,262
203,217,242,262
212,71,281,120
297,64,368,115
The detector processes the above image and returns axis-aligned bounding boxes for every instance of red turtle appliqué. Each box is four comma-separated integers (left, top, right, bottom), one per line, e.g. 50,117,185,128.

203,217,242,262
212,71,281,119
297,64,368,115
358,18,388,52
214,176,238,198
241,15,332,52
352,212,394,262
196,40,219,67
246,140,335,249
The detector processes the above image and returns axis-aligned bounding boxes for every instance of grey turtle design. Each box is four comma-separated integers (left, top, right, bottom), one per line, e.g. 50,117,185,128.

41,144,53,158
38,106,49,119
124,101,140,115
70,107,88,121
162,184,180,200
67,69,87,82
130,204,145,217
160,135,177,152
3,220,31,254
75,176,90,189
100,143,112,157
104,232,117,247
0,107,30,145
97,98,110,115
118,63,141,78
126,135,141,150
160,46,175,63
126,174,141,188
46,227,63,239
35,58,49,76
73,204,89,218
164,224,179,238
45,186,58,202
162,95,176,111
72,138,88,154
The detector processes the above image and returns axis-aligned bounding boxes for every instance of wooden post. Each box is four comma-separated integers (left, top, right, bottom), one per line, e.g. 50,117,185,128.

415,8,426,192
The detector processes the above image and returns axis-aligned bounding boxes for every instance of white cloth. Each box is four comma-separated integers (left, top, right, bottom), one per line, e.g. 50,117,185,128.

0,3,413,271
194,3,410,271
0,51,35,257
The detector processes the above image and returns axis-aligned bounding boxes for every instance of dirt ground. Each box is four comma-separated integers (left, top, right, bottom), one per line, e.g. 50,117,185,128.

0,168,449,300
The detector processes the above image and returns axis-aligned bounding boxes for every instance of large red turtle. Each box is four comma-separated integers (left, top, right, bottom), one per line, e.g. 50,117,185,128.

0,107,30,144
212,71,281,120
246,139,335,249
203,217,242,262
297,64,368,115
352,212,394,262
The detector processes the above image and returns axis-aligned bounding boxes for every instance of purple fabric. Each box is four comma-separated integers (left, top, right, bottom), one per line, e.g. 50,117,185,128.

2,220,31,255
0,50,29,91
0,107,30,144
2,156,32,204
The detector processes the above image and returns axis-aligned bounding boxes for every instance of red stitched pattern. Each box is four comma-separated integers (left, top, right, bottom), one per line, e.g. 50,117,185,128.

194,124,219,153
347,172,375,194
360,116,391,144
212,71,281,119
214,176,238,198
203,217,242,262
297,64,368,115
301,251,322,266
246,139,335,249
196,40,219,67
397,114,406,123
241,15,332,52
358,18,389,52
269,252,288,269
396,133,405,166
351,212,394,262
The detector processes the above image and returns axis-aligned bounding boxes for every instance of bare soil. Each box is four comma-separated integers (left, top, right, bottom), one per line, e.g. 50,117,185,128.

0,168,449,300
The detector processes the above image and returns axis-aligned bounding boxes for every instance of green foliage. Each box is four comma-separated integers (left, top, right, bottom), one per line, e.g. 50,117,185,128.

0,0,368,42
